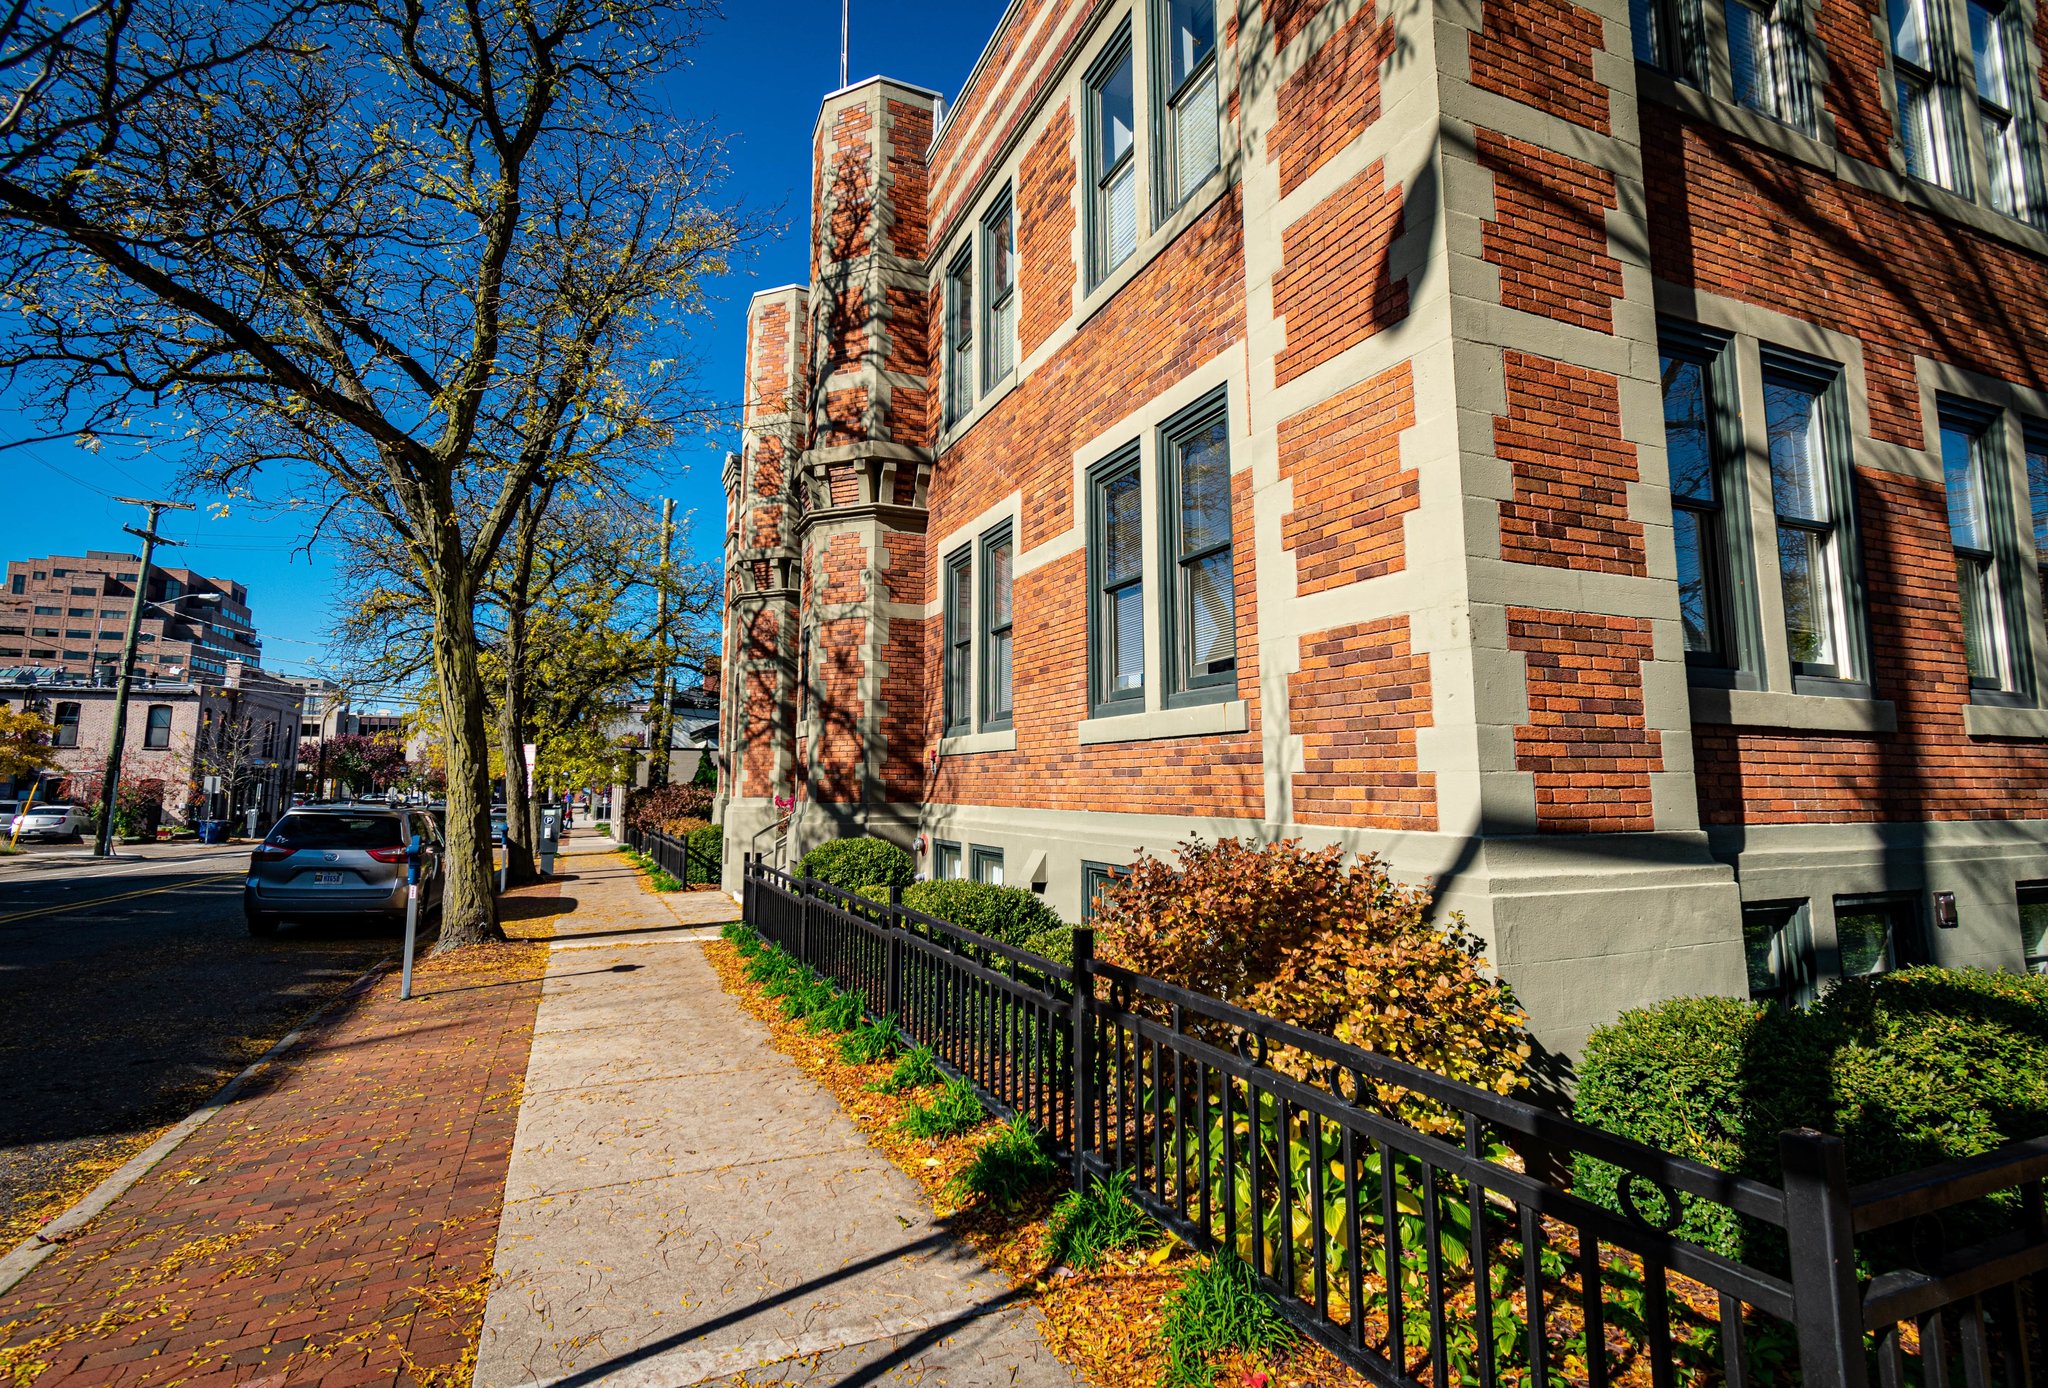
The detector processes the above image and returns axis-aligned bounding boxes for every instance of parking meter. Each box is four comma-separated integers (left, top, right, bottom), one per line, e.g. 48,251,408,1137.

400,832,424,1000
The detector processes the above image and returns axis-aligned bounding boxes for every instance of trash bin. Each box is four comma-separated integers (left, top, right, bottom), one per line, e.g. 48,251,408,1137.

196,819,227,845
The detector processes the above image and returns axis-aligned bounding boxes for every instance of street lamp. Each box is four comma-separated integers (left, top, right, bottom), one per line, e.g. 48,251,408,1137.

93,587,222,858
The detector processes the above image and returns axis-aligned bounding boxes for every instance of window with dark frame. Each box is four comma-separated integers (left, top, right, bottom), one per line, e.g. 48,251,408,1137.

2026,422,2048,612
1727,0,1813,130
981,525,1014,730
934,840,963,881
1161,392,1236,702
1662,335,1749,671
2019,882,2048,972
1087,27,1137,288
981,194,1015,392
1089,447,1146,713
1742,900,1816,1008
971,845,1005,885
1941,403,2025,693
52,701,79,748
1891,0,1967,193
945,248,974,427
1157,0,1221,213
1081,860,1129,921
1764,356,1859,683
143,704,172,749
943,548,972,735
1832,893,1929,977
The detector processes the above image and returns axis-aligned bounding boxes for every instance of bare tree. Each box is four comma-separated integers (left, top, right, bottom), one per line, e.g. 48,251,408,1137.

0,0,745,945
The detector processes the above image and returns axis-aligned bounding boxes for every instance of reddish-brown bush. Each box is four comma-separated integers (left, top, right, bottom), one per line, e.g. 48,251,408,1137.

1091,837,1530,1131
625,783,715,836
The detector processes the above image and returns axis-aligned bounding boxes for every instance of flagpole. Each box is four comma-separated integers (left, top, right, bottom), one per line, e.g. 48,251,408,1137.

840,0,848,87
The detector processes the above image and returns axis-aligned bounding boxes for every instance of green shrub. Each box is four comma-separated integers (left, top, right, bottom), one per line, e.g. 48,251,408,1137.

686,823,723,884
949,1114,1059,1209
1020,925,1077,966
806,989,863,1034
1574,969,2048,1262
798,836,915,891
900,879,1064,946
1573,995,1823,1260
1045,1172,1157,1271
870,1044,941,1094
1815,967,2048,1181
896,1077,986,1139
1159,1251,1294,1388
839,1013,901,1065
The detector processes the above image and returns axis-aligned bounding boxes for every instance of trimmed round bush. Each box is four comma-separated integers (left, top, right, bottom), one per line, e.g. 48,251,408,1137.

1572,996,1825,1260
900,879,1064,946
1021,924,1077,965
798,836,915,891
1573,968,2048,1261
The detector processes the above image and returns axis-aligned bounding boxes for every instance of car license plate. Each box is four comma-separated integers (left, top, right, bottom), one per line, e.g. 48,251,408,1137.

313,871,344,885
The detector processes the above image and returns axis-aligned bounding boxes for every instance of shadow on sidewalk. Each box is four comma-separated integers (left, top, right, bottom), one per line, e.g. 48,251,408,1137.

546,1231,1030,1388
418,962,643,999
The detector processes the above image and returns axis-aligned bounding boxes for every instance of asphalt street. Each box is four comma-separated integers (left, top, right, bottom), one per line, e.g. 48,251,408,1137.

0,847,408,1248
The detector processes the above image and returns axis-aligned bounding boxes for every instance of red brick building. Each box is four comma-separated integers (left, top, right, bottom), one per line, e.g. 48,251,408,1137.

2,551,262,681
718,0,2048,1050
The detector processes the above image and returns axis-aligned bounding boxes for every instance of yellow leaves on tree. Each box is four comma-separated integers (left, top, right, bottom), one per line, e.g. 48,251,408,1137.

0,706,57,781
1090,837,1531,1134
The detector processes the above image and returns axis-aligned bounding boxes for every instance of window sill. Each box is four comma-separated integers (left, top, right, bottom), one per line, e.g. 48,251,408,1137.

1963,703,2048,740
1688,687,1897,734
1078,698,1248,745
939,728,1017,755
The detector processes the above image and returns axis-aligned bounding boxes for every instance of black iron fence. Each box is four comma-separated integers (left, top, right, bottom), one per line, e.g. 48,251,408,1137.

742,858,2048,1387
625,826,720,886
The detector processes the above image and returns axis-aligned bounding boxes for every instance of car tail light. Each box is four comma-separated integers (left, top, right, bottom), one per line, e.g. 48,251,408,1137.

365,846,408,863
250,845,293,863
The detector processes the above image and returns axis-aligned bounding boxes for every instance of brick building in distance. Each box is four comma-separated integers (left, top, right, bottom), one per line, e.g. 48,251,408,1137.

2,551,262,681
718,0,2048,1051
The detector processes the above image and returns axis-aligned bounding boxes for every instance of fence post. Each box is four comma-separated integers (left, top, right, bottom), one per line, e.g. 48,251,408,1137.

799,876,814,965
1780,1128,1869,1388
1069,927,1095,1190
886,883,904,1019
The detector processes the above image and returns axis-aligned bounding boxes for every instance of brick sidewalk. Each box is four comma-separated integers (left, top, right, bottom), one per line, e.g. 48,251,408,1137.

0,881,564,1388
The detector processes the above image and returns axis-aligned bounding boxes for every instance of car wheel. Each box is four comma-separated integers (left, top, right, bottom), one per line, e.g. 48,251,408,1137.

245,911,279,937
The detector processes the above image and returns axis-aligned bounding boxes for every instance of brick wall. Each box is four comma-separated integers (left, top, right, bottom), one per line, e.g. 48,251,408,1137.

1278,362,1418,594
1507,611,1662,833
1495,352,1645,574
1478,132,1622,332
1271,3,1396,197
1271,161,1409,385
1466,0,1610,134
1019,101,1077,358
1290,617,1437,828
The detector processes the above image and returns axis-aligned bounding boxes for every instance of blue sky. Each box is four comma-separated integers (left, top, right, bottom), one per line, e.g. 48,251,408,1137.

4,1,1003,710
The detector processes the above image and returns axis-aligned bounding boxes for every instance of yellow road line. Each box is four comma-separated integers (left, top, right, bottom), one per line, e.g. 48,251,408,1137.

0,872,243,926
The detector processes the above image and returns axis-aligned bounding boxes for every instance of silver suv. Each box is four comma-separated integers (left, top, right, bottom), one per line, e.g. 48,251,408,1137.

243,804,443,936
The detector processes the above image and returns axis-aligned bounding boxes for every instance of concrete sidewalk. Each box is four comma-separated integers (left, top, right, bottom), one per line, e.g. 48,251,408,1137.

474,844,1077,1388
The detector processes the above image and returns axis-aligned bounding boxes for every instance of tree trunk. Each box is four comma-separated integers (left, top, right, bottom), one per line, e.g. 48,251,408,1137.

432,581,503,950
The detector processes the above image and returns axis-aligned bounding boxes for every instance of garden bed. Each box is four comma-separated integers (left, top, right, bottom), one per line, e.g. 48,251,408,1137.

704,927,1375,1388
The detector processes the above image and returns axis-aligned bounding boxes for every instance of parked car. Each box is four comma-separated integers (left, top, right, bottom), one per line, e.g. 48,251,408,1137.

8,803,89,842
243,804,443,936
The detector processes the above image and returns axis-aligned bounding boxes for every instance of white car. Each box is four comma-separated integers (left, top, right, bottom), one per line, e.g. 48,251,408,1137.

9,803,89,841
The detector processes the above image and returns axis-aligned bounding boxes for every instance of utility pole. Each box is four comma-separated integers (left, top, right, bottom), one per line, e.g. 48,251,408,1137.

94,497,194,858
646,497,676,791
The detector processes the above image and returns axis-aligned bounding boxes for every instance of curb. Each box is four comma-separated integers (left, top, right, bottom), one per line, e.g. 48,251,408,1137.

0,954,397,1299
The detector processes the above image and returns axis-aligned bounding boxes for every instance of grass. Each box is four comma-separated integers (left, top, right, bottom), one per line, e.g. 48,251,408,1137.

868,1043,941,1095
838,1013,900,1065
1159,1251,1295,1388
1044,1171,1158,1271
896,1077,986,1140
949,1113,1059,1209
621,847,684,892
778,973,836,1021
